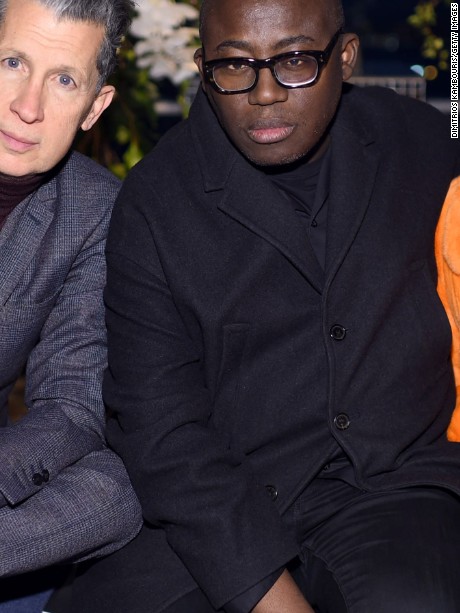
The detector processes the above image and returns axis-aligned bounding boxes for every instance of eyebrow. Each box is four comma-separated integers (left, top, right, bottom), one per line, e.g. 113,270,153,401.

0,47,27,60
2,49,77,71
214,34,316,54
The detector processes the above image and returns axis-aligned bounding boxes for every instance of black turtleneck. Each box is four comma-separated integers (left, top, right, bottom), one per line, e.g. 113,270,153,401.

0,172,49,229
263,147,331,270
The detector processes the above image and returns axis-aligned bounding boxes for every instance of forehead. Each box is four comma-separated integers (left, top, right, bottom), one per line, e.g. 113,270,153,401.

202,0,335,54
0,0,104,75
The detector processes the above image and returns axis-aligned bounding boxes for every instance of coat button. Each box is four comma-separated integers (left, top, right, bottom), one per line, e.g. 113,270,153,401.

42,469,50,483
330,325,347,341
265,485,278,501
334,413,350,430
32,473,44,486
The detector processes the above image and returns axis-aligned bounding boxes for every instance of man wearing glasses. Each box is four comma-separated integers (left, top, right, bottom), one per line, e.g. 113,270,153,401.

72,0,460,611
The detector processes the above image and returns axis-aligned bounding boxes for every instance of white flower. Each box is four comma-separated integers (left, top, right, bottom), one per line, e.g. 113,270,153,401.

131,0,200,84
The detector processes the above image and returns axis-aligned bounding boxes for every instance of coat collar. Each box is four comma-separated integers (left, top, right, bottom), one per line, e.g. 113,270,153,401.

190,85,381,289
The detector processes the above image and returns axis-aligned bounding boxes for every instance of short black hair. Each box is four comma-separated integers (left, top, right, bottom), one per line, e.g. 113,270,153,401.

199,0,345,42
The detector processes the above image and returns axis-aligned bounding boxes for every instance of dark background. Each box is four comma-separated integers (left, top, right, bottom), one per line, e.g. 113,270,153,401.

343,0,449,99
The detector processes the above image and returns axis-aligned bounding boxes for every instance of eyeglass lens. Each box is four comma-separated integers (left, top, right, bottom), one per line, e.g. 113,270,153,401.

212,54,319,92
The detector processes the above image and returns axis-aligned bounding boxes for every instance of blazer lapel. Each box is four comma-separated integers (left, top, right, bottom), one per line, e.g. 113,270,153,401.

0,184,56,305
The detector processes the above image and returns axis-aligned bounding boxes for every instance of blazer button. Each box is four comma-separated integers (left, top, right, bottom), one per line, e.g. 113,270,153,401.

330,325,347,341
32,473,44,486
265,485,278,501
334,413,350,430
32,470,49,486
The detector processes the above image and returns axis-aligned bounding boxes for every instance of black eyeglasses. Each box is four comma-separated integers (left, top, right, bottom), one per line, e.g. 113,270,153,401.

203,29,343,95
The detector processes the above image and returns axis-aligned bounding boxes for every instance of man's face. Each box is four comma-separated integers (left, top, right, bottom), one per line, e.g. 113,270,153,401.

0,0,114,176
195,0,358,166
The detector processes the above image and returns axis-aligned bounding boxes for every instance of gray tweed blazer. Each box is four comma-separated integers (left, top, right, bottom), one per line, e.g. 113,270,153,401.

0,151,141,576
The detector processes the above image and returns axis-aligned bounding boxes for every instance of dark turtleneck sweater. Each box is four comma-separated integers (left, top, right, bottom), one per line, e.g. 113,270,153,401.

0,172,49,229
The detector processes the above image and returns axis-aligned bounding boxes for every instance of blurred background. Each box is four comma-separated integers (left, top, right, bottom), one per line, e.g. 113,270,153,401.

75,0,451,179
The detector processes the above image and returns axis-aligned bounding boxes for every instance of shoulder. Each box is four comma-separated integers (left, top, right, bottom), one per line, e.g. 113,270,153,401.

341,83,451,138
339,84,458,173
132,118,192,180
57,151,121,202
116,119,202,218
34,151,121,238
122,91,236,206
343,82,444,117
126,88,226,186
440,177,460,274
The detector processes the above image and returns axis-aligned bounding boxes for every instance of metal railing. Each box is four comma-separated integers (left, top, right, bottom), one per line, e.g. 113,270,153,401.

348,75,427,101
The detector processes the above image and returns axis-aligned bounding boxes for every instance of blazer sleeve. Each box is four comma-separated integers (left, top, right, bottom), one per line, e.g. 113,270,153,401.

0,205,110,503
0,448,142,576
0,181,142,570
104,176,298,610
436,176,460,441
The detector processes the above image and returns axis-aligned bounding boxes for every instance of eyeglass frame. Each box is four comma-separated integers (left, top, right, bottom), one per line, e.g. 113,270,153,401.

202,28,344,95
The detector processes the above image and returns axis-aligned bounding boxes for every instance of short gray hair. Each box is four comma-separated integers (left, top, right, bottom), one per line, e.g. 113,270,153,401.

0,0,135,87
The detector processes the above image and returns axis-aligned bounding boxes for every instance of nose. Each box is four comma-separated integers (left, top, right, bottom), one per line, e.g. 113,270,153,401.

248,66,288,106
10,79,45,123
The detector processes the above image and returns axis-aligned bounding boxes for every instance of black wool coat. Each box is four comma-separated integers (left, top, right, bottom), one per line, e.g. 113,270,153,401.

71,85,460,612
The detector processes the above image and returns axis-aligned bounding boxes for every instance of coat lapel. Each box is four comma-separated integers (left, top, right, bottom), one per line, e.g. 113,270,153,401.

0,183,56,305
217,157,324,291
325,94,381,279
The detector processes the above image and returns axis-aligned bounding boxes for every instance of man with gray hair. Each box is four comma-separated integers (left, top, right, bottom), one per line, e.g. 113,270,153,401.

0,0,141,610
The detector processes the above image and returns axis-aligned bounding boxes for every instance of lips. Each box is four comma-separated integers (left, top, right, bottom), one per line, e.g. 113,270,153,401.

0,129,38,153
247,119,295,144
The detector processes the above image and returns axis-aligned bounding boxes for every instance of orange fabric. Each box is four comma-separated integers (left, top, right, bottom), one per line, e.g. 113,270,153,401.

435,177,460,441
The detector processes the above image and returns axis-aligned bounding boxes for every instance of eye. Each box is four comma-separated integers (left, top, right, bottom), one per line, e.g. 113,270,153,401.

225,61,251,73
286,58,304,67
58,74,76,88
284,57,308,69
3,57,21,69
278,54,317,76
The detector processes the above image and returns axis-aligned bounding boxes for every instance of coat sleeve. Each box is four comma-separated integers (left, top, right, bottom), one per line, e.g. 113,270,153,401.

103,174,298,610
0,185,142,571
436,176,460,442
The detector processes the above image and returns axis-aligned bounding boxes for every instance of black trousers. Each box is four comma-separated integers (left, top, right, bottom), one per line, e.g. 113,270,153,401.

163,479,460,613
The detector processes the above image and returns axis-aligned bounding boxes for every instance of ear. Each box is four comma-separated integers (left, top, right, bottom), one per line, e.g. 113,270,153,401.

340,33,360,82
80,84,115,132
194,47,206,86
